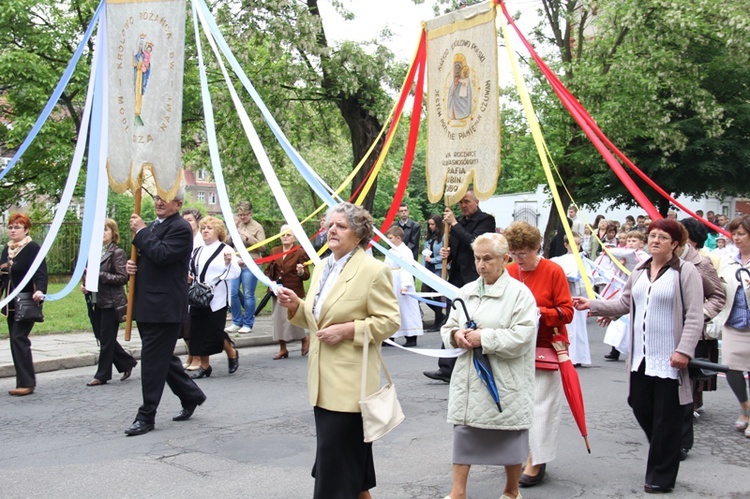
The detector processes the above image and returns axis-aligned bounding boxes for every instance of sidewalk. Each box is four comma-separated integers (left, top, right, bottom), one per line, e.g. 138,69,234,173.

0,314,276,379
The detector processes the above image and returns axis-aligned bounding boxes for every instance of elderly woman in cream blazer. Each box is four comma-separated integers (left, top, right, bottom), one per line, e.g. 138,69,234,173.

277,202,400,499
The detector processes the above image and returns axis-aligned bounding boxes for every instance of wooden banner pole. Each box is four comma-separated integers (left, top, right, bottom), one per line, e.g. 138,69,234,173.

124,185,142,341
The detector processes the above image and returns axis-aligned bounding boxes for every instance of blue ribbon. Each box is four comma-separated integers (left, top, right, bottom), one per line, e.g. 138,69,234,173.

0,1,104,181
195,0,336,207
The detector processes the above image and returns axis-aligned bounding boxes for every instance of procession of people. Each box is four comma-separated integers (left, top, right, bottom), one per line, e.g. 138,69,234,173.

2,196,748,499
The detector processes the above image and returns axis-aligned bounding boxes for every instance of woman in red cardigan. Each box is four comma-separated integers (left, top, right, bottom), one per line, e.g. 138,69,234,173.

265,225,311,359
503,221,574,488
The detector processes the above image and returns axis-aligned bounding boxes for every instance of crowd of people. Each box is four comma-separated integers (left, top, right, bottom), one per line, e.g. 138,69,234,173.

3,194,750,498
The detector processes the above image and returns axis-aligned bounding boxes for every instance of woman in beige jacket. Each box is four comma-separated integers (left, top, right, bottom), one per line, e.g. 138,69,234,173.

277,203,400,499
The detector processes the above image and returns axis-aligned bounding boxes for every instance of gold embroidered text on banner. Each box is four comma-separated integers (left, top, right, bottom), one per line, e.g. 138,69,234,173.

106,0,186,200
425,1,500,205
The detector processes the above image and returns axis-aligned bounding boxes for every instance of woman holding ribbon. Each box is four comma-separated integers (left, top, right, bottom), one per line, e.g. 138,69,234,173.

265,224,310,359
276,202,400,499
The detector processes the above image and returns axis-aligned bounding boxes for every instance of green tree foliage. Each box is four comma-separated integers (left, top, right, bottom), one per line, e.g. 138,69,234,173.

0,0,411,223
0,0,99,211
508,0,750,247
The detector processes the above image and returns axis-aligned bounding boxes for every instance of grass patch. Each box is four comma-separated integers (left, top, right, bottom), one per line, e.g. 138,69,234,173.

0,281,274,338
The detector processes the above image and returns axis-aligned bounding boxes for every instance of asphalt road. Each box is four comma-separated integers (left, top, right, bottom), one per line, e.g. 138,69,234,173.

1,320,748,498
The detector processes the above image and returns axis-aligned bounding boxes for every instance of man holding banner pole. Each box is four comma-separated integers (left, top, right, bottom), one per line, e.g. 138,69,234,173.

424,189,496,383
124,191,206,436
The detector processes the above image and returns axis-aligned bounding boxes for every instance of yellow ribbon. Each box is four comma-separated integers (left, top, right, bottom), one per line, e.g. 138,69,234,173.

500,11,595,298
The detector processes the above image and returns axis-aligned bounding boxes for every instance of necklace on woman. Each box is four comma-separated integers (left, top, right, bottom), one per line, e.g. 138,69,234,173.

519,257,540,284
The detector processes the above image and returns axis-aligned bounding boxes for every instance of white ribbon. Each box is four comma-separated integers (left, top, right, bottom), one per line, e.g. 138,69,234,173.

194,4,320,269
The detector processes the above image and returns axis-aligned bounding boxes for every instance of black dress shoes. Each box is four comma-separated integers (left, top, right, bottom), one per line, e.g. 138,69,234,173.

519,463,546,487
423,370,450,383
644,484,673,494
404,337,417,347
604,348,620,361
191,366,212,379
124,420,154,436
173,394,207,421
228,351,239,374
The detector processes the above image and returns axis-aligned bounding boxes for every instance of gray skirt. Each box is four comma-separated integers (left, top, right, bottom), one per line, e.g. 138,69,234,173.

452,425,529,466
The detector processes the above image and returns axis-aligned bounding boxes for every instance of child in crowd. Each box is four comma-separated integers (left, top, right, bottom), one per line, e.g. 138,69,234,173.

385,226,423,347
599,231,648,360
551,233,591,366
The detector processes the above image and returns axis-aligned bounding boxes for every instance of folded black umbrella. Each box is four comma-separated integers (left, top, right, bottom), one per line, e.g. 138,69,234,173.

688,357,728,375
254,287,274,316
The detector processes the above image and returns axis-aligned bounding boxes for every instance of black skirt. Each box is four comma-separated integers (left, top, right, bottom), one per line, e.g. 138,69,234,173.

312,406,375,499
189,306,227,356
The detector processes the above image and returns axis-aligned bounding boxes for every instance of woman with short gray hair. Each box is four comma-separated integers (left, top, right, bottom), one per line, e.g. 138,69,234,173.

442,232,537,499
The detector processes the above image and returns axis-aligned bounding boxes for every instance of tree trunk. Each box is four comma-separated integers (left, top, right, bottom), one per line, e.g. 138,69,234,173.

308,0,383,213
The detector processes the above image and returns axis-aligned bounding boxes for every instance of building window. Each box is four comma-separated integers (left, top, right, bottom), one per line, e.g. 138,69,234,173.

198,191,206,203
209,192,216,205
197,169,206,181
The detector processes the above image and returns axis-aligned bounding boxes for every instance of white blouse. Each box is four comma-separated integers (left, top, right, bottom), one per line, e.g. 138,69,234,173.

193,240,241,312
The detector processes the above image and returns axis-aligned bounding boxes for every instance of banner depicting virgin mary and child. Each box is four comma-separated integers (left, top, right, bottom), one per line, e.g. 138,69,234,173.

106,0,186,201
425,1,500,205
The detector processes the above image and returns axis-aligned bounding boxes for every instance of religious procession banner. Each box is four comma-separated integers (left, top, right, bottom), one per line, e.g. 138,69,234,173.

106,0,186,200
425,1,500,205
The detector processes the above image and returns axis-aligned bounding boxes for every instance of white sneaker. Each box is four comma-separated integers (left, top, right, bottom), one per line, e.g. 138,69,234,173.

225,324,241,333
238,326,253,334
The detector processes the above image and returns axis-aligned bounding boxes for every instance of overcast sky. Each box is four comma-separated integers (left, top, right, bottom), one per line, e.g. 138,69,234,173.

317,0,544,63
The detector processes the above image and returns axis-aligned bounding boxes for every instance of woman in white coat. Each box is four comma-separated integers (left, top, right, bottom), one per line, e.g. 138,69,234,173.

188,216,241,378
442,233,538,499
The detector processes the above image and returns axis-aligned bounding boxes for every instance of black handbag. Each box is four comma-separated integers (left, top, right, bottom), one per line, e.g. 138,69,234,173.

187,244,225,308
14,292,44,323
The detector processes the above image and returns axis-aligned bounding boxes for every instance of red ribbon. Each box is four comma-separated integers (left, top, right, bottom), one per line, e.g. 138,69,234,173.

375,30,427,240
498,1,730,236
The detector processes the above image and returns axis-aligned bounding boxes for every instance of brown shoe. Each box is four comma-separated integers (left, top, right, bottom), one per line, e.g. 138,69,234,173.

8,387,34,396
301,337,310,356
120,363,136,381
86,379,107,387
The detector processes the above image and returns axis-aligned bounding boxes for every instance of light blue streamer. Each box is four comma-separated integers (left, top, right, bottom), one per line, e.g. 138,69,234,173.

405,294,447,308
195,0,336,207
194,0,456,300
45,18,107,301
0,10,102,308
0,1,104,181
191,0,274,288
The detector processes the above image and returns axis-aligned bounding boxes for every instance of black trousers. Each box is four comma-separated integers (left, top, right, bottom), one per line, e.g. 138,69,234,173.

434,298,455,375
7,313,36,388
312,406,375,499
135,322,205,424
93,307,136,382
628,360,683,489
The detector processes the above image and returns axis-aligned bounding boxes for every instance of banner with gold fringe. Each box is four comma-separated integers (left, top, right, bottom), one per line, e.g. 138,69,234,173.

425,0,500,205
106,0,186,200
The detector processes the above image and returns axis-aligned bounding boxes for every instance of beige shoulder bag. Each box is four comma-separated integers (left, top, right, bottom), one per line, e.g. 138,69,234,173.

359,325,405,442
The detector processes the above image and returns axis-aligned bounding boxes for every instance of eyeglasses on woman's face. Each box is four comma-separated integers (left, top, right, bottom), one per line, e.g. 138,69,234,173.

647,233,672,243
7,225,25,231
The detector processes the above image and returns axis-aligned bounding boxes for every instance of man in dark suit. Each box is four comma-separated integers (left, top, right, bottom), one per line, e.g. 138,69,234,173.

124,190,206,436
394,204,421,260
423,189,496,382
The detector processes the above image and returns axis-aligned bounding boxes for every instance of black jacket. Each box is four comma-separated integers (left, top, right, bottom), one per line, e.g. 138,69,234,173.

445,209,496,287
0,240,48,314
132,213,193,323
95,243,128,310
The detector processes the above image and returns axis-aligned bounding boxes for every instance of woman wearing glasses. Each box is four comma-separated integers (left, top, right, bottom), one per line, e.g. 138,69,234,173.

0,213,48,396
573,218,703,494
503,221,573,488
265,225,310,359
